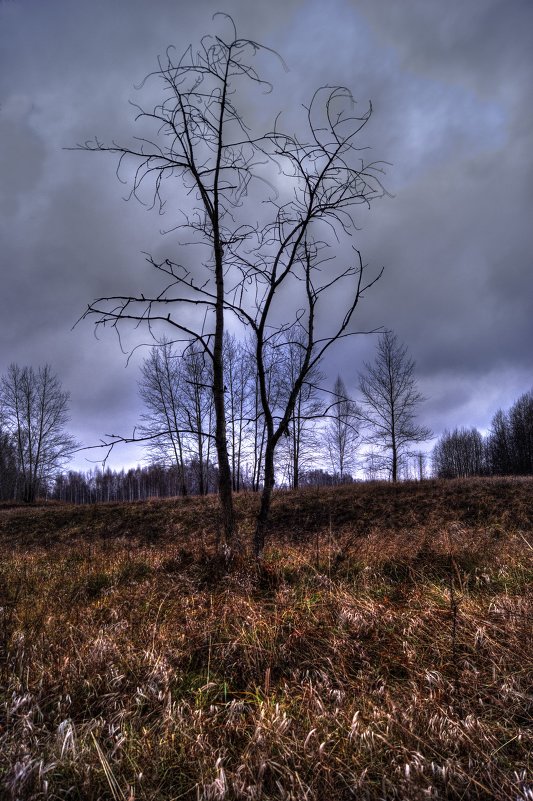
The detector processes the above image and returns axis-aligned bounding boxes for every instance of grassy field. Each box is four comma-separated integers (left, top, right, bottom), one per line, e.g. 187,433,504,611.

1,478,532,800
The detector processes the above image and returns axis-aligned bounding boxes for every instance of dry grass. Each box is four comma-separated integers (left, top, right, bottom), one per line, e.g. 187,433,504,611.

1,478,532,799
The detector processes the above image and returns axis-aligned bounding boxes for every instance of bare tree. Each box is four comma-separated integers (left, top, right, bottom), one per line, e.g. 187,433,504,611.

275,328,324,489
246,336,281,493
180,345,214,495
323,375,360,481
244,93,387,554
138,340,188,495
0,426,18,501
487,409,512,476
507,391,533,475
433,427,486,479
74,16,283,552
487,390,533,476
74,16,387,557
223,333,254,491
250,246,384,555
358,332,431,482
0,364,78,502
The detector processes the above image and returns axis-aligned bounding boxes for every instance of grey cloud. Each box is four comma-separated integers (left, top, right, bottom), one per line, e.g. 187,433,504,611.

357,0,533,97
0,0,531,471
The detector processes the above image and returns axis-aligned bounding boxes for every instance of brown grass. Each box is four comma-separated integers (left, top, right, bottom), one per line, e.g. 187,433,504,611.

1,478,532,799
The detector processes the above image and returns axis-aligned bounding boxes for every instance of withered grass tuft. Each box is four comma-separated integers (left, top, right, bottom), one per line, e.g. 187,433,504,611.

1,478,532,799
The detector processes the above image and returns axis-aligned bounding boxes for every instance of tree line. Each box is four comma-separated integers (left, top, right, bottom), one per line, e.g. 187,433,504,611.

51,464,356,506
52,463,219,504
133,329,431,491
135,331,349,496
3,346,531,513
433,390,533,479
0,328,432,503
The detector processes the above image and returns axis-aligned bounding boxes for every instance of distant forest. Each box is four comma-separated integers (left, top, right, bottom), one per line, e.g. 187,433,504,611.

433,389,533,480
1,338,531,504
51,382,533,504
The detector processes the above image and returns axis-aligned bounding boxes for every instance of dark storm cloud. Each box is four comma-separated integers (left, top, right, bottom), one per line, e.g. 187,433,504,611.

0,0,531,469
358,0,533,98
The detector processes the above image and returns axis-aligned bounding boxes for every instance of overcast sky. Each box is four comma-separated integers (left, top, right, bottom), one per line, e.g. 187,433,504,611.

1,0,531,472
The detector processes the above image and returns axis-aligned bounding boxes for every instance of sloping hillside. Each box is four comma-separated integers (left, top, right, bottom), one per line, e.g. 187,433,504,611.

1,478,532,800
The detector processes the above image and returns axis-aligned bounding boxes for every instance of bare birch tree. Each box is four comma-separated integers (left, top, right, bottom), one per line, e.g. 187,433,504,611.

74,16,281,552
0,364,77,502
275,328,324,489
433,427,486,479
0,427,18,501
180,345,214,495
323,375,360,481
224,333,253,491
358,332,431,482
74,16,387,557
138,341,188,495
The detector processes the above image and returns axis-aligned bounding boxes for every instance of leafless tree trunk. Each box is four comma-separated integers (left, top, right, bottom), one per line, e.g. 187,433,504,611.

275,329,324,489
224,333,253,492
247,338,281,493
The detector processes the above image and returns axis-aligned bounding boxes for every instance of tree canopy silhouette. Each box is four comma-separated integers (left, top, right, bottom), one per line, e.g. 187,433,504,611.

74,15,388,556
